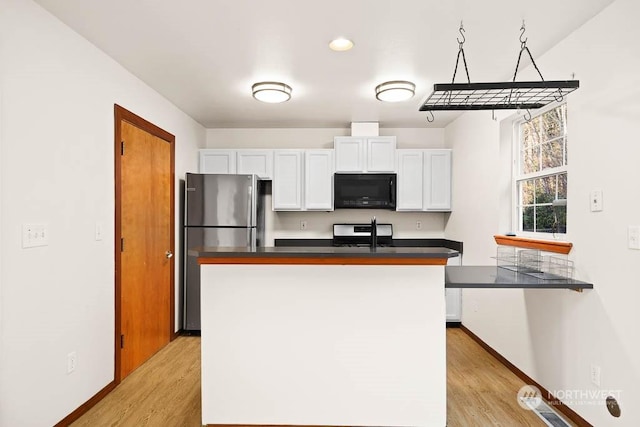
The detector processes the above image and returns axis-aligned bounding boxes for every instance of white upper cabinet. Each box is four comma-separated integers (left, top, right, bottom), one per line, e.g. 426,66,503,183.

334,137,365,172
198,143,450,213
334,136,396,172
396,150,424,211
396,149,452,212
236,150,273,179
304,150,334,210
424,149,452,211
367,137,397,172
273,150,303,211
199,149,236,174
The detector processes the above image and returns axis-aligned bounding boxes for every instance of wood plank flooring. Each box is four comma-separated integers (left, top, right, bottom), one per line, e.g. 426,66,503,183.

71,335,201,426
71,328,563,427
447,328,563,426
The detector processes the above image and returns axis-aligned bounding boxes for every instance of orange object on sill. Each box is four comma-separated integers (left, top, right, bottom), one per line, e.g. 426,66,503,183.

494,235,573,254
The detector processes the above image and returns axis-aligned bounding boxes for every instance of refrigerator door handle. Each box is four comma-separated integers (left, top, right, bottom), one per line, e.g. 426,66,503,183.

247,184,253,226
249,228,256,250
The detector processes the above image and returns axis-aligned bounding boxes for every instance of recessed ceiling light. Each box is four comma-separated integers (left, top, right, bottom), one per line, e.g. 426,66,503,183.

375,80,416,102
251,82,292,103
329,38,354,52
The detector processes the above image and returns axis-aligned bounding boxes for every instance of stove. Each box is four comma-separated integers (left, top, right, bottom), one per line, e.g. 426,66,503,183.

332,223,393,247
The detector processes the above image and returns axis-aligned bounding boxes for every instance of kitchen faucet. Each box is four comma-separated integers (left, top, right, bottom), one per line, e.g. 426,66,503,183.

370,216,377,251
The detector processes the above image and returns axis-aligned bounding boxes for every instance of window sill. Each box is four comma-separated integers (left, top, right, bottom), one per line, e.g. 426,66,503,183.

494,235,573,254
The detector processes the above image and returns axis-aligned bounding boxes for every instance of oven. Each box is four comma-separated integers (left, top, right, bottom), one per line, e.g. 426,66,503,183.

332,223,393,247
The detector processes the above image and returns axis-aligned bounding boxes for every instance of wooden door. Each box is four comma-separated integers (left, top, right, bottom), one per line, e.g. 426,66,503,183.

115,105,175,381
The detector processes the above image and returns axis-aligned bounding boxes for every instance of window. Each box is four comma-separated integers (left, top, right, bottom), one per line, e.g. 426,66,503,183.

515,104,567,234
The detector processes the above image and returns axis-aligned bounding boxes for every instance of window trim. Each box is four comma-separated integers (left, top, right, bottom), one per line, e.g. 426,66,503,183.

512,102,568,240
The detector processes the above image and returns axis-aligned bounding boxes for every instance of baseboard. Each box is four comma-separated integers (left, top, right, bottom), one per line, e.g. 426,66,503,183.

53,381,117,427
459,324,593,427
446,321,461,328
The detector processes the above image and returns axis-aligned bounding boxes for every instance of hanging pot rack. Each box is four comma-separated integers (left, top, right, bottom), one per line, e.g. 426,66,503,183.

419,22,579,121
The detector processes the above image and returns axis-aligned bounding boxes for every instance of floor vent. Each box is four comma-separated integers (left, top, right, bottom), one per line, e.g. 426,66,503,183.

520,396,571,427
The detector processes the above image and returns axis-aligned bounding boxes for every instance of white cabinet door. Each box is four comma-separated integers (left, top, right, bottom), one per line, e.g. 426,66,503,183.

199,149,236,174
304,150,334,210
334,136,397,172
396,150,424,211
334,137,365,172
273,150,303,210
367,137,397,172
445,255,462,322
424,149,452,211
236,150,273,179
445,288,462,322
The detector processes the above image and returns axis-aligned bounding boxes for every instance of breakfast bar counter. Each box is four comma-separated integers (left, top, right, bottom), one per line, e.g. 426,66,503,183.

190,245,459,264
445,265,593,291
194,246,452,427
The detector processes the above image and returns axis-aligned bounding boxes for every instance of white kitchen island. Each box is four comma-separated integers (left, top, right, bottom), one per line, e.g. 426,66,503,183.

194,247,457,427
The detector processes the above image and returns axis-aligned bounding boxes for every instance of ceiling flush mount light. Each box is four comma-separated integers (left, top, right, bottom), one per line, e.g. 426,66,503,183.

251,82,292,103
375,80,416,102
329,38,354,52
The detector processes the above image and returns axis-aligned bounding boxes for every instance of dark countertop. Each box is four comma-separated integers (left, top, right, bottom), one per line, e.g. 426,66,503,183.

274,238,463,253
445,266,593,290
191,246,459,258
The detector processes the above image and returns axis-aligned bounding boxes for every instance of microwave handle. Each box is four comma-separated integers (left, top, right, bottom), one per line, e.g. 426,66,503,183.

390,178,396,206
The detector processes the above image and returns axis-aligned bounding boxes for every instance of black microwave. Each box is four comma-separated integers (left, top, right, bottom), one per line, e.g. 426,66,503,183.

334,173,396,209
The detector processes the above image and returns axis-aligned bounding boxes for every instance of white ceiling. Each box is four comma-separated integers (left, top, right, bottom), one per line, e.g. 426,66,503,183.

34,0,614,129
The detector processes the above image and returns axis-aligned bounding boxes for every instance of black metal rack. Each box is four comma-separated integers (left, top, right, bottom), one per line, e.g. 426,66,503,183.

419,80,579,111
420,22,580,120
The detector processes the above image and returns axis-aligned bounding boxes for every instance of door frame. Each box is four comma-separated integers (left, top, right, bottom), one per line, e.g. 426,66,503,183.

114,104,176,383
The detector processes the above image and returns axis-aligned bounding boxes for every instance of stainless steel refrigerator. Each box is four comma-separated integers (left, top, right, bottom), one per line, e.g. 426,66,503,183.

183,173,266,331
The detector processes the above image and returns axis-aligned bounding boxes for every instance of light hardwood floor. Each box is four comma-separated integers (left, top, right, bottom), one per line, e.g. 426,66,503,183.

71,328,560,426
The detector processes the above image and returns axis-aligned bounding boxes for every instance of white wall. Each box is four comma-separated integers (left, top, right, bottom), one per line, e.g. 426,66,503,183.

0,72,4,426
207,127,445,150
445,0,640,425
0,0,205,425
207,127,448,241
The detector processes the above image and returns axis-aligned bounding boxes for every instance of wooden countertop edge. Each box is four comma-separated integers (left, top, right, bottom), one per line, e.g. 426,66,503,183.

494,235,573,254
198,257,448,266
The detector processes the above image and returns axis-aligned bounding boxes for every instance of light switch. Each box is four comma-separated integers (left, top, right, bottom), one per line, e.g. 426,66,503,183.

95,222,104,241
590,190,603,212
22,223,49,248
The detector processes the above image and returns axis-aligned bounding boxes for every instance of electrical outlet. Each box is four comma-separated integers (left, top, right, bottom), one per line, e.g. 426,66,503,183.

590,364,601,387
300,220,307,231
67,351,77,374
628,226,640,250
416,220,422,230
590,190,603,212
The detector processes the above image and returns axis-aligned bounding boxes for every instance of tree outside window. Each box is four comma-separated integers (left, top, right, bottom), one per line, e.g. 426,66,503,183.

516,104,567,234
